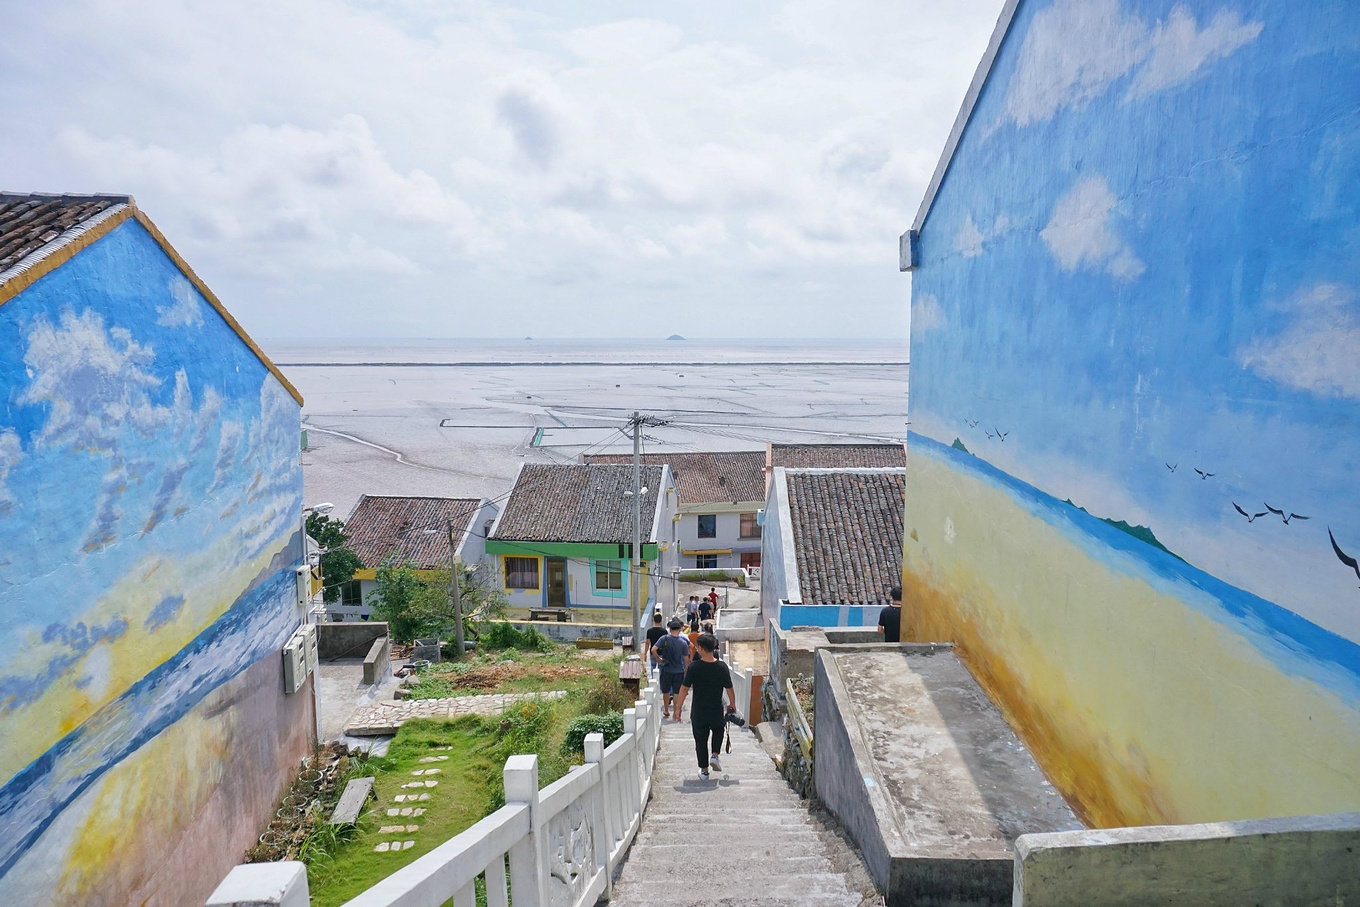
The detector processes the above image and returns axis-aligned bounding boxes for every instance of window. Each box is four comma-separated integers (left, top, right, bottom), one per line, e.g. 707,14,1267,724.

594,559,623,591
695,554,718,569
340,580,363,607
697,514,717,538
739,512,761,538
504,556,539,590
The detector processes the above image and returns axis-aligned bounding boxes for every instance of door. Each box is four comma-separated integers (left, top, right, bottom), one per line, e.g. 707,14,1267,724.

546,557,567,607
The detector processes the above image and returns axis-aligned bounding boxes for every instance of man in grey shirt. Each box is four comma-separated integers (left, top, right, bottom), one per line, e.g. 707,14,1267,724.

652,617,691,717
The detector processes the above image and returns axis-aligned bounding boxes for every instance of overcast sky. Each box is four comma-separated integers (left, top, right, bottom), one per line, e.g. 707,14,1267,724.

3,0,1005,340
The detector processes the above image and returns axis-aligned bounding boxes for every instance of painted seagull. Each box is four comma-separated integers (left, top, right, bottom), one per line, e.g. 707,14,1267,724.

1233,503,1268,523
1328,528,1360,586
965,419,979,428
985,429,996,439
1166,462,1178,472
1194,468,1215,480
1263,504,1310,525
995,428,1009,441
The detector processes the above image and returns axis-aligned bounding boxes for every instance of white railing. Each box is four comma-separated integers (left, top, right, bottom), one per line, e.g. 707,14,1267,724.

207,674,664,907
722,651,755,722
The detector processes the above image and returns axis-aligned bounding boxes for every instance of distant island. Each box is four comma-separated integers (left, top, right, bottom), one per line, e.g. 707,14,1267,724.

1063,499,1185,562
667,334,685,341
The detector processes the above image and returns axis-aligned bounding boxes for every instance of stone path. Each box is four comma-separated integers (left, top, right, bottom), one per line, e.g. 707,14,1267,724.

345,690,568,736
611,714,881,906
371,747,451,854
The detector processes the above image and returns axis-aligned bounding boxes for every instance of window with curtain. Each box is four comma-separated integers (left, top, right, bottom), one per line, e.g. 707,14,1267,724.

504,556,539,590
594,559,623,591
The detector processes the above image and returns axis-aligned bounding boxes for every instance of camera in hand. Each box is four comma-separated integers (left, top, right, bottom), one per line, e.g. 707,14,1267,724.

724,707,746,727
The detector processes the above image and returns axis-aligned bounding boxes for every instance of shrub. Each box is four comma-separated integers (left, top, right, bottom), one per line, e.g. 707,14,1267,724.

480,622,554,653
560,712,624,756
581,681,636,715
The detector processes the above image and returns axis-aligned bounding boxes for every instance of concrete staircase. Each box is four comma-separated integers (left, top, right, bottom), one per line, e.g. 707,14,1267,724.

610,716,880,906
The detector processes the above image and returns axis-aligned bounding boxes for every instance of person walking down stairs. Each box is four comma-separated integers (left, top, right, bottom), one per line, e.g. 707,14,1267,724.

671,633,734,779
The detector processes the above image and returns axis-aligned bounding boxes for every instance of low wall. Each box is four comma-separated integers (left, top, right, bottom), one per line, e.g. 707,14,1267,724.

317,621,388,660
502,620,625,644
1014,812,1360,906
362,636,390,685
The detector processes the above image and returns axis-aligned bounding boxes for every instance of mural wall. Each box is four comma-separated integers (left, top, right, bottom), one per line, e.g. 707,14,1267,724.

904,0,1360,827
0,218,312,904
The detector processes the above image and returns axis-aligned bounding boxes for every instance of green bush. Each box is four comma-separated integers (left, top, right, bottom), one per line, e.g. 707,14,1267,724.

581,681,636,715
480,622,554,653
560,712,624,756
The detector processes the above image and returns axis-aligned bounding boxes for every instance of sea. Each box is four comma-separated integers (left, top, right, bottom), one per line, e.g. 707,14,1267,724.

259,338,910,519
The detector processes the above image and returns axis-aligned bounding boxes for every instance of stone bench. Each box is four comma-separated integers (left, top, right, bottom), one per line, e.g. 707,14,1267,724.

529,608,570,622
330,777,375,825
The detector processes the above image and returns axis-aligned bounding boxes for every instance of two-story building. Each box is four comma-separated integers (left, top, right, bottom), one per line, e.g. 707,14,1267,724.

585,451,765,571
488,463,677,621
329,495,499,620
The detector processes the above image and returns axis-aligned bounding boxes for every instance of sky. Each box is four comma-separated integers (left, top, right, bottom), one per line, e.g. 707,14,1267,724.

1,0,1005,340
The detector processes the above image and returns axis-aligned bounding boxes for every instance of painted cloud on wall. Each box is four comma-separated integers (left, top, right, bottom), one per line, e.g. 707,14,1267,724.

913,292,947,332
1039,176,1144,279
0,430,19,514
954,215,985,257
155,276,205,328
999,0,1262,128
1240,283,1360,400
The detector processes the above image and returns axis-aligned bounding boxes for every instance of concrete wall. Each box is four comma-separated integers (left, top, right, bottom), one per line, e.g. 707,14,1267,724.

317,621,389,660
1014,812,1360,907
0,218,312,903
904,0,1360,827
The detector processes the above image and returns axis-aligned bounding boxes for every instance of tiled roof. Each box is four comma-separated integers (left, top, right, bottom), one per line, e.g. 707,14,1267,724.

0,193,131,279
785,469,905,606
584,451,764,504
771,443,906,470
343,496,486,570
492,464,664,543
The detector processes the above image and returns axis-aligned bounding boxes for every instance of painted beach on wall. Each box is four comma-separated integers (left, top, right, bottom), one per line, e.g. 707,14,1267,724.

905,0,1360,825
0,219,310,903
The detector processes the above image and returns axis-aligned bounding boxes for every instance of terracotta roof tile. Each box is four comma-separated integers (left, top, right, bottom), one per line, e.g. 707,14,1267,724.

0,193,131,278
771,443,905,469
786,469,905,606
492,464,665,543
583,451,764,504
343,496,486,570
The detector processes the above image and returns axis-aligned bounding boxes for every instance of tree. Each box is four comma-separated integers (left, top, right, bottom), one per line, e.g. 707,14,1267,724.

305,512,362,603
369,560,509,646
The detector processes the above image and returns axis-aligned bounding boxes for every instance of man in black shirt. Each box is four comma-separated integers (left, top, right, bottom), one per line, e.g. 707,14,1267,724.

877,585,903,644
672,633,735,779
645,611,667,671
652,618,691,717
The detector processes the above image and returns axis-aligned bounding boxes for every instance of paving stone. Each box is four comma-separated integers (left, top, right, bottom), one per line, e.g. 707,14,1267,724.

345,691,569,736
374,843,390,853
401,841,415,850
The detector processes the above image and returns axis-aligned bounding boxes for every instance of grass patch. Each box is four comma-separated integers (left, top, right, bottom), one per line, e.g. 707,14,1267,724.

305,645,634,905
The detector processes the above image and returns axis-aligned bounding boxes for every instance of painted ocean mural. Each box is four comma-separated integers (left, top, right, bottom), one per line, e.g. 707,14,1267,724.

0,215,312,903
905,0,1360,825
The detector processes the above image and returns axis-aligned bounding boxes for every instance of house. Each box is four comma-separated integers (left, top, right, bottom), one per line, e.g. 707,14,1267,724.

487,463,677,621
766,442,906,479
0,194,312,903
760,467,905,629
901,0,1360,827
584,451,765,570
330,495,499,620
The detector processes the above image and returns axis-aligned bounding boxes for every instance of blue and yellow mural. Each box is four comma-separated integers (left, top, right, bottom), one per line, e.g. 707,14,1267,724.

905,0,1360,827
0,211,312,903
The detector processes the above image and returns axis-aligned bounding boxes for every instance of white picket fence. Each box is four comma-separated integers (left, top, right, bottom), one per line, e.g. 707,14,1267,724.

207,673,664,907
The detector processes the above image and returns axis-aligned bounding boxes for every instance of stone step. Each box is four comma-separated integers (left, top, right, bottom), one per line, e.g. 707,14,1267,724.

628,838,829,859
621,852,836,877
611,872,862,905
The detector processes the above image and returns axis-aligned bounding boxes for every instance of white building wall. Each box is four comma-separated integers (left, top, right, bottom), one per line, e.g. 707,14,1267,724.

676,502,763,568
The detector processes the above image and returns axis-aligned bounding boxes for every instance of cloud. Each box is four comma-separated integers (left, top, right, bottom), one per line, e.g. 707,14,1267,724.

143,595,185,632
0,617,129,712
496,86,562,170
156,276,205,328
20,308,162,451
954,215,985,257
0,430,20,514
913,292,947,332
1240,283,1360,399
1040,176,1144,279
141,460,191,537
1127,7,1262,100
999,1,1262,128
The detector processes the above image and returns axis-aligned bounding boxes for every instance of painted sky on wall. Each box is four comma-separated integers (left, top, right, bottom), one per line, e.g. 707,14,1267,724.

0,220,304,792
0,0,1008,340
909,0,1360,642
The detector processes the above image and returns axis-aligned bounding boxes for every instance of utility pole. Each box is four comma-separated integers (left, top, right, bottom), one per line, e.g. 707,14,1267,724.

630,411,644,655
447,524,464,661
